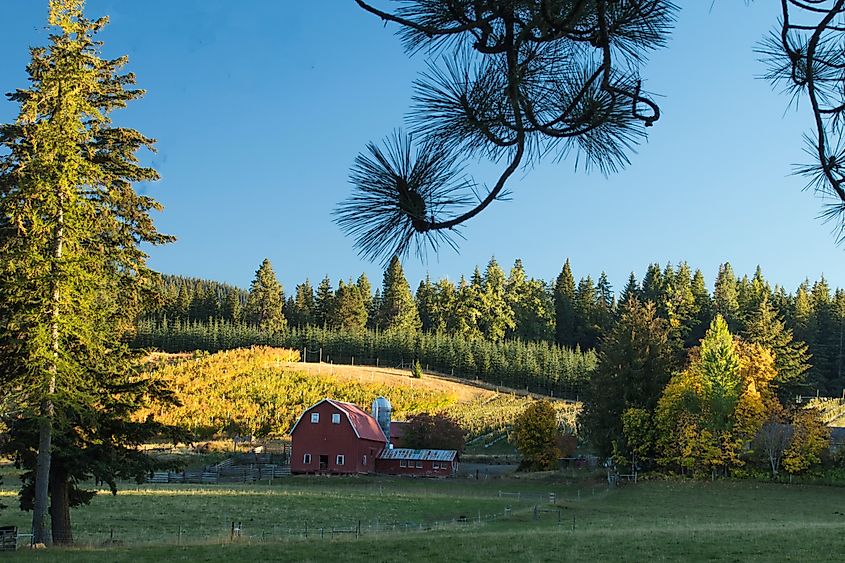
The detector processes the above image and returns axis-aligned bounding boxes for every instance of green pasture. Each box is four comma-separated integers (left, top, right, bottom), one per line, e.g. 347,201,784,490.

2,474,844,561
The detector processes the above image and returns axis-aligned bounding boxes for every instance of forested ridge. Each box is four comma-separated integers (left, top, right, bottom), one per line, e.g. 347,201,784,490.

139,257,845,397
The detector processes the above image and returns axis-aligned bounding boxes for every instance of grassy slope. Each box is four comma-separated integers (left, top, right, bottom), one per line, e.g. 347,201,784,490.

3,478,844,561
141,347,579,439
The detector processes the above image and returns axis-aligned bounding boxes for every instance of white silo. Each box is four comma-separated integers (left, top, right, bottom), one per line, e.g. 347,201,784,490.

371,396,392,444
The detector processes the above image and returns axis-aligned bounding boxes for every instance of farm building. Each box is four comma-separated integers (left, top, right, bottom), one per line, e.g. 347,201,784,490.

289,399,387,474
375,448,458,477
289,397,458,477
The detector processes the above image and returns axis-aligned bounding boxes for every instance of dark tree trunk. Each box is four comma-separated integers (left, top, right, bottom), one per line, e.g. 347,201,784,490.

49,470,73,546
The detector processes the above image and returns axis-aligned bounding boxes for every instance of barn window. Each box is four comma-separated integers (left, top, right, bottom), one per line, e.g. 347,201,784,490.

415,461,423,468
336,455,345,466
432,463,439,469
310,413,319,423
331,413,341,424
363,455,367,465
399,460,407,468
303,454,311,464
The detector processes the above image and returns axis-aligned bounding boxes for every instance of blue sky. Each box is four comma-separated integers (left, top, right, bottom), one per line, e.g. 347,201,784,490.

1,1,843,295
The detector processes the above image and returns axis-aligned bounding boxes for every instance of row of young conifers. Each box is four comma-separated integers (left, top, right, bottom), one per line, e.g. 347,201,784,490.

134,321,596,398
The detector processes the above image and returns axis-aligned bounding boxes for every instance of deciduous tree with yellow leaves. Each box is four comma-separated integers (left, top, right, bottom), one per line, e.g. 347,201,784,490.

655,316,780,477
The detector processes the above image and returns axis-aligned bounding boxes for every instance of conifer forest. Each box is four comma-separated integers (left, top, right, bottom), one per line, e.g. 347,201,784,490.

137,256,845,398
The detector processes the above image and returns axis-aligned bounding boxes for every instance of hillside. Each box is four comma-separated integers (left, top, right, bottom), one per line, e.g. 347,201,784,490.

139,347,579,441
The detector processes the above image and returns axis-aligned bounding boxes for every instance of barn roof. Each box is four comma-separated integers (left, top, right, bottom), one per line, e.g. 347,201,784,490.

327,399,387,443
378,448,457,461
288,398,387,443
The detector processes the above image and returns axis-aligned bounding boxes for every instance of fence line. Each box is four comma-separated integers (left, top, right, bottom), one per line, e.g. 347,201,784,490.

40,484,612,551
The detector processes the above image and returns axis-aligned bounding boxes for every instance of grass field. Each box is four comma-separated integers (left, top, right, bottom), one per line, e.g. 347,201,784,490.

2,472,844,561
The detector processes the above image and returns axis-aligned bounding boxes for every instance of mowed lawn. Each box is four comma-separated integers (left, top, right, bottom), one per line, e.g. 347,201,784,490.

2,475,844,562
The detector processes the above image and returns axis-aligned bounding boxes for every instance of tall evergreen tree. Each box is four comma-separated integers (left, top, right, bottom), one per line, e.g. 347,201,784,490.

507,259,554,341
793,280,813,339
175,281,192,319
314,275,334,328
478,258,514,341
243,259,286,332
688,268,713,346
743,296,811,401
620,272,640,305
416,276,437,332
380,256,420,332
367,288,382,330
224,288,242,323
554,259,577,348
431,278,456,334
580,299,675,457
333,280,367,330
808,277,838,393
713,263,740,330
452,275,482,338
574,275,599,349
664,262,695,348
595,272,615,338
0,0,176,543
287,279,315,328
641,263,665,305
356,273,372,315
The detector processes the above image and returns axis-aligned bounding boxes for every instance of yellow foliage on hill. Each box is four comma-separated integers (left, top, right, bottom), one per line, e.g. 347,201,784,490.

138,347,578,440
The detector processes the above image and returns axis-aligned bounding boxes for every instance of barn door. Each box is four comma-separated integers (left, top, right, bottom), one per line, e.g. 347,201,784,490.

319,455,328,470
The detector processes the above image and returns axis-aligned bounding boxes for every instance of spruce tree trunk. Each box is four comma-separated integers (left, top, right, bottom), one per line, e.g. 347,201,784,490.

49,470,73,546
33,406,53,545
33,191,64,545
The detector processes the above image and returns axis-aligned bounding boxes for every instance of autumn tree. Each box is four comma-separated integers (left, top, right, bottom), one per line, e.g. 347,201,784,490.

0,0,176,543
655,317,779,477
402,412,465,452
613,407,655,478
243,259,286,332
511,401,561,471
783,408,830,477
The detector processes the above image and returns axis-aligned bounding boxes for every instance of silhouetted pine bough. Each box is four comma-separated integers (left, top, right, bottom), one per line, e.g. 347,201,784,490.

337,1,677,263
338,1,845,258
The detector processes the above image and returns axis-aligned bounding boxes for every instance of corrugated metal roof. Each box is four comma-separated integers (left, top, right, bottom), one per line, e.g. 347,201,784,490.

378,448,456,461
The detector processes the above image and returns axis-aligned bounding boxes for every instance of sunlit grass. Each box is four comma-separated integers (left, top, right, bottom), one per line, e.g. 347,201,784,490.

1,476,843,561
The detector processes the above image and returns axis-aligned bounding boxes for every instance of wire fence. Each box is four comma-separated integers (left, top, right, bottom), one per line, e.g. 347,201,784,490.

13,486,611,549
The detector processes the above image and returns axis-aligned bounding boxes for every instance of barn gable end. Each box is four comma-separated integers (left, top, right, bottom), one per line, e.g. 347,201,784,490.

290,399,387,475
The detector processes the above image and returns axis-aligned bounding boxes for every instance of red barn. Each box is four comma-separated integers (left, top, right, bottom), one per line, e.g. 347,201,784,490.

289,399,387,474
375,448,458,477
